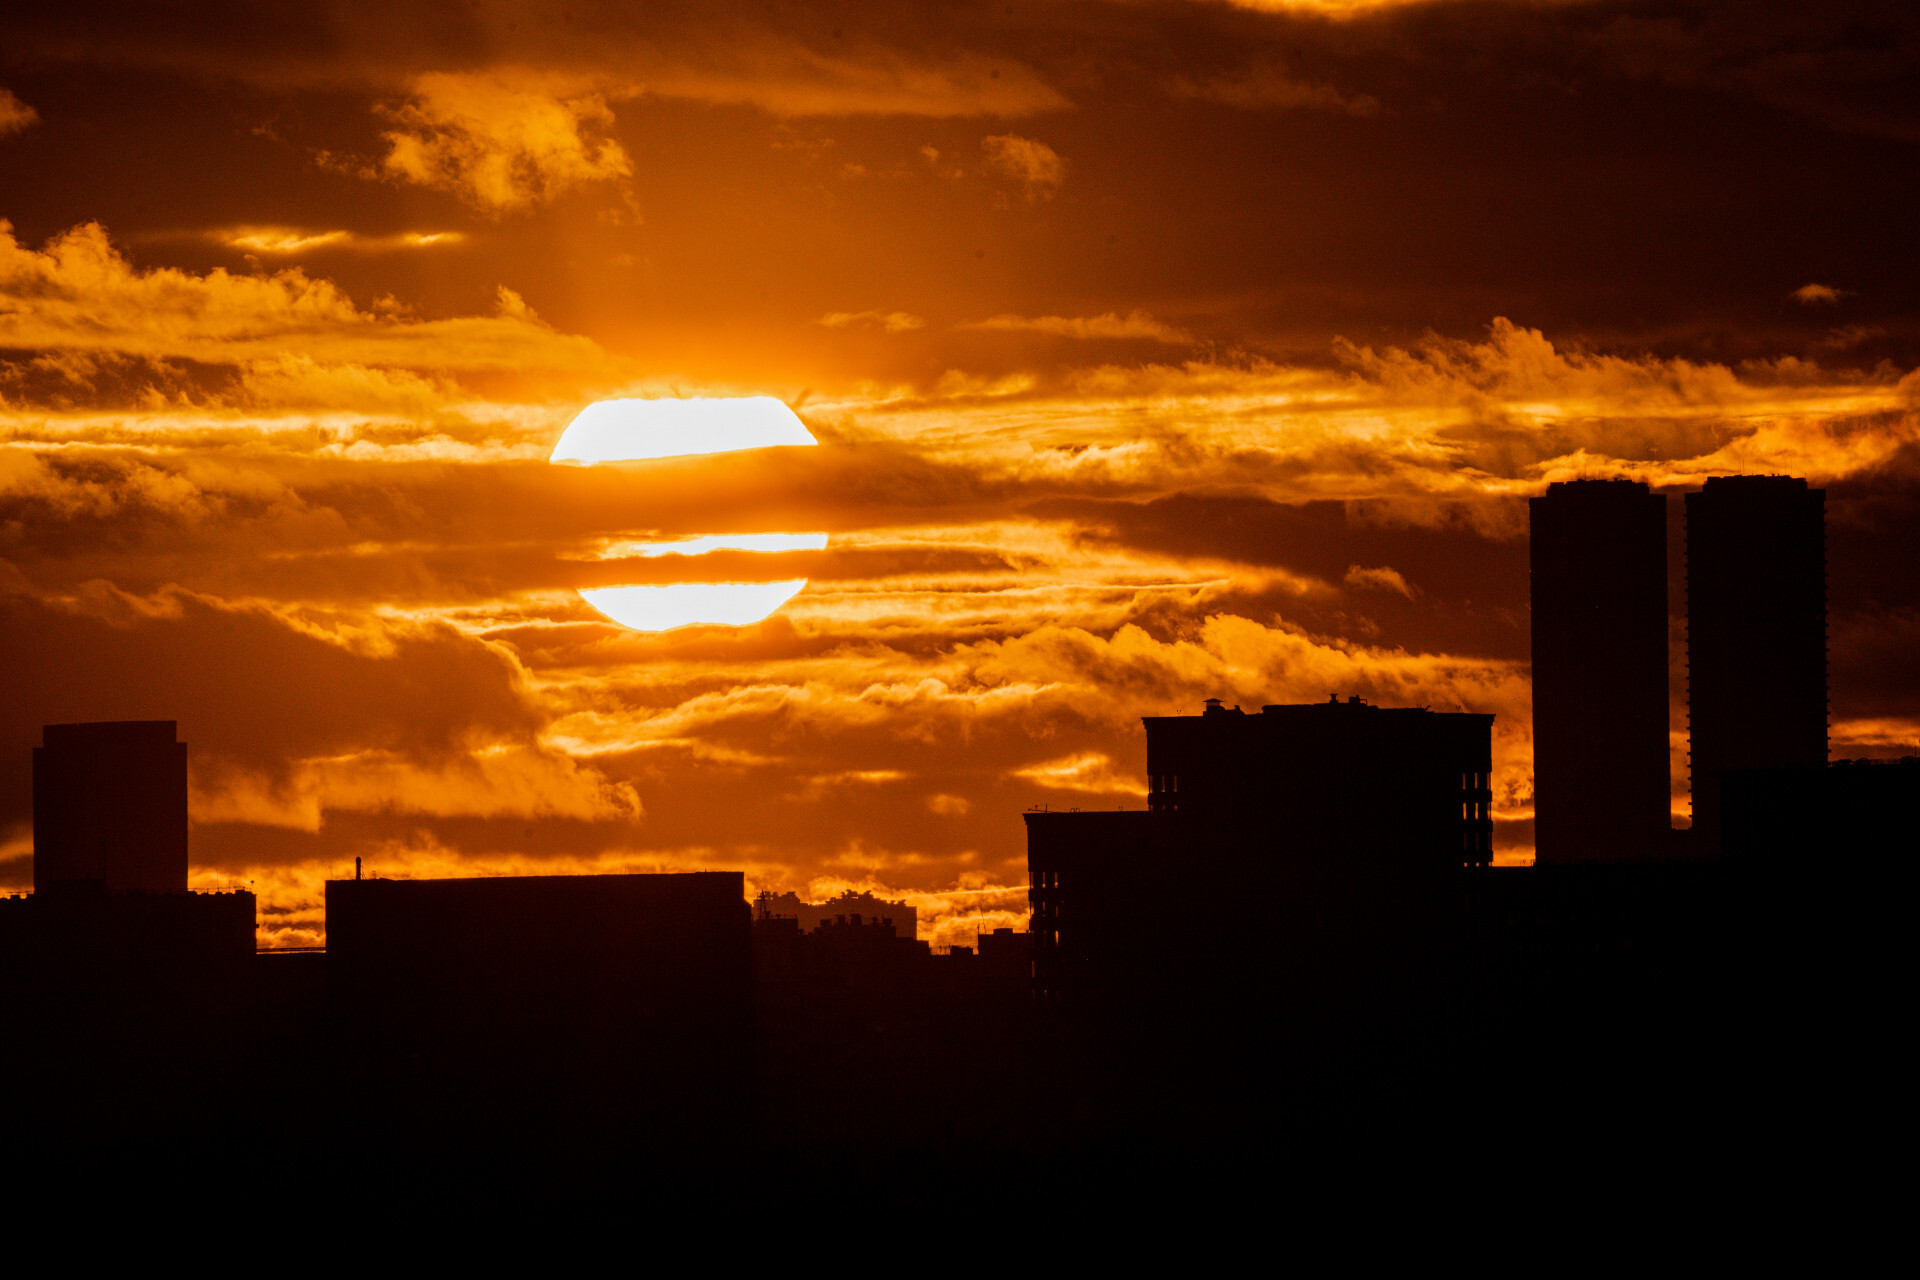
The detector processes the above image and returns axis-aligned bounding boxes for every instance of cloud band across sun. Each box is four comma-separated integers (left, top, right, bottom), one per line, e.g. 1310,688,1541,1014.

549,396,829,632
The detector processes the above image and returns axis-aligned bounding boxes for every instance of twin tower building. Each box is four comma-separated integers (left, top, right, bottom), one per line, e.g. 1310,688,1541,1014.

1530,475,1826,862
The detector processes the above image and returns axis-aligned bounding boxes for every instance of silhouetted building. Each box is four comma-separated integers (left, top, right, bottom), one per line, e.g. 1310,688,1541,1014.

4,707,254,1163
0,888,254,967
4,719,251,976
1027,697,1497,1142
33,720,188,894
749,893,1034,1164
1687,475,1827,847
750,906,932,1004
755,888,918,940
1720,757,1916,866
1140,695,1494,865
327,871,751,1159
1033,696,1493,1008
1529,479,1671,862
975,926,1030,979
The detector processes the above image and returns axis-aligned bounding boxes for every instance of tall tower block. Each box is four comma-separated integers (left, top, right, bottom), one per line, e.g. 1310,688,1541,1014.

32,721,189,895
1529,480,1671,862
1685,475,1827,848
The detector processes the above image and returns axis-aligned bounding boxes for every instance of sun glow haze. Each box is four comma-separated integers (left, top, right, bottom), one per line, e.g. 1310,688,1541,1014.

550,396,817,464
5,5,1919,951
605,533,831,558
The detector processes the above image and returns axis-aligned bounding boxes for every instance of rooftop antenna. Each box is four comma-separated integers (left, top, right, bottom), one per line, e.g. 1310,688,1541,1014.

355,856,361,881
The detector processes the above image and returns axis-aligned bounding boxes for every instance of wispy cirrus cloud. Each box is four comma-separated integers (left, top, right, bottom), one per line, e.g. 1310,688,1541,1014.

818,309,927,333
958,310,1192,344
1011,751,1147,796
1168,63,1382,115
1220,0,1441,12
212,226,466,255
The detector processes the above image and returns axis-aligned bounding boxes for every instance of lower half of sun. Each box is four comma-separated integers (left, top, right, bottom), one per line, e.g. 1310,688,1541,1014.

579,534,829,632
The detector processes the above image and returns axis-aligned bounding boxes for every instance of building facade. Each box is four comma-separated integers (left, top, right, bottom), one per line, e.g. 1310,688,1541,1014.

1140,696,1494,864
1029,696,1494,1007
1529,479,1672,862
1686,475,1827,847
326,870,752,1151
33,720,189,894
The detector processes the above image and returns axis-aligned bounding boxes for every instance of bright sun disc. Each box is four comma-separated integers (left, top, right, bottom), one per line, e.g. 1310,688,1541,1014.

579,581,810,632
550,395,816,464
552,396,825,632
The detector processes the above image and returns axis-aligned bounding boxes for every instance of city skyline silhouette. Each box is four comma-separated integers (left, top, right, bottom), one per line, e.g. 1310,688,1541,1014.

6,466,1910,1220
5,0,1919,1229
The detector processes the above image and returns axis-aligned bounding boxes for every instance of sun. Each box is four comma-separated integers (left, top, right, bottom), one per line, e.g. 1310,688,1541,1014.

550,395,817,464
550,397,826,632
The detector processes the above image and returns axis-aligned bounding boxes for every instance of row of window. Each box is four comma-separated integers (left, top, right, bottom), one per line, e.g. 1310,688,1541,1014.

1147,775,1180,793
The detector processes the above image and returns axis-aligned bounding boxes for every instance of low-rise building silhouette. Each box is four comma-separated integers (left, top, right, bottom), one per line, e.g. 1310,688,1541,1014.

326,870,752,1159
754,888,918,940
1030,697,1491,1007
1720,756,1916,866
975,925,1029,979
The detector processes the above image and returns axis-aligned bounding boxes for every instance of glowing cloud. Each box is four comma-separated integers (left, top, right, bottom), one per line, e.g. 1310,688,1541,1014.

981,134,1066,201
379,73,633,212
550,396,818,463
1,88,42,136
215,227,466,255
603,533,830,558
580,581,809,631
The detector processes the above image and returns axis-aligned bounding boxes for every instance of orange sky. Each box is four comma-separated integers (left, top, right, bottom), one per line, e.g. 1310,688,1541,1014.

3,1,1918,946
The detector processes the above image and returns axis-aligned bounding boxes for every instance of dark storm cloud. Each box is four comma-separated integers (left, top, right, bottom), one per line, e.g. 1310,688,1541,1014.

0,1,1073,113
8,1,1914,126
0,443,1021,597
0,585,548,829
6,1,1919,370
1031,491,1531,658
